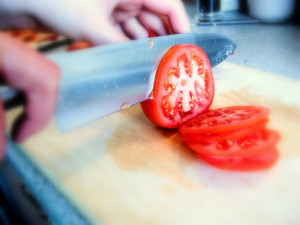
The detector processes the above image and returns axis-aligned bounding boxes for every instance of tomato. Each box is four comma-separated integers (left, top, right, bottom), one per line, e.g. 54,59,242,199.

147,16,173,38
179,105,270,134
141,44,215,128
185,129,280,158
198,147,279,171
181,118,268,142
67,41,93,51
147,28,157,38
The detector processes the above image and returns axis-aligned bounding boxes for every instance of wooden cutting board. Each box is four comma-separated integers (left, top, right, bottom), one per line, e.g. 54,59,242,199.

6,62,300,225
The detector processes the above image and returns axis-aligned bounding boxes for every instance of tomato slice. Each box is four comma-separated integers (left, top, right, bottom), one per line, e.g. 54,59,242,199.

141,44,215,128
181,118,269,142
198,147,279,171
179,106,270,134
185,129,280,158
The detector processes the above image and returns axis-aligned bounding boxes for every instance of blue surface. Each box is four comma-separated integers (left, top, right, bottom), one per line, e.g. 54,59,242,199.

6,139,90,225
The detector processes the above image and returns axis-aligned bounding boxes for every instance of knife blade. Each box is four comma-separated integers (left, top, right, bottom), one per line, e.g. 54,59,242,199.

1,33,236,132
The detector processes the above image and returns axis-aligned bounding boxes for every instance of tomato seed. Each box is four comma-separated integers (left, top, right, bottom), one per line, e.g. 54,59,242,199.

227,140,233,146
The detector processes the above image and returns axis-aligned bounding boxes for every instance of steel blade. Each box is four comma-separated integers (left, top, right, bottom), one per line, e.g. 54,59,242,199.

49,33,236,131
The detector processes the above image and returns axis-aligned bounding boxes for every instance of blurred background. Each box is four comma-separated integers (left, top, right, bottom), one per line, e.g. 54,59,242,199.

184,0,300,80
193,0,300,24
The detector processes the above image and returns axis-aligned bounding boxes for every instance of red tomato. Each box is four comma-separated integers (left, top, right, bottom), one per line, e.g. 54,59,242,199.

185,129,280,158
181,118,269,142
198,147,279,171
147,28,157,38
141,44,215,128
147,16,173,38
179,106,270,134
67,41,93,51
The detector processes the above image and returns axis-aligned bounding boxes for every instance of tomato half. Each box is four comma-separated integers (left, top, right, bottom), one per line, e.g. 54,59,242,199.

198,147,279,171
185,129,280,158
141,44,215,128
179,105,270,134
181,119,269,142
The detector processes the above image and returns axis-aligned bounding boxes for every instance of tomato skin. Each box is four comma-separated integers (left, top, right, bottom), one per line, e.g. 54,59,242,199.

67,41,93,51
185,129,280,158
141,44,215,128
147,29,157,38
181,119,269,142
179,106,270,135
179,105,279,171
198,147,279,171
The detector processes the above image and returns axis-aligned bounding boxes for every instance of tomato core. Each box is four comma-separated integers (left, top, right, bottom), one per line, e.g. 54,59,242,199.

161,53,210,120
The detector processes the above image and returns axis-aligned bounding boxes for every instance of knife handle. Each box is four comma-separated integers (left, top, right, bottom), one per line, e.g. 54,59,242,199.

0,87,25,110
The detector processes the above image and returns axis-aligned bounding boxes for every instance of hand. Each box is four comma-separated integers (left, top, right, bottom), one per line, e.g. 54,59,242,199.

0,33,60,159
1,0,190,45
0,0,190,159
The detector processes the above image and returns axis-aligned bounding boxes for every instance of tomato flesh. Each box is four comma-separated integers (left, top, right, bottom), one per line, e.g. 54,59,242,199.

162,53,210,118
179,106,270,134
185,129,280,158
198,147,279,171
141,44,214,128
181,119,268,142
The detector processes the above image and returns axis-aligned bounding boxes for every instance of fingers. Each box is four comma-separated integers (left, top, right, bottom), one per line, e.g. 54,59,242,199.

122,17,148,39
0,99,6,160
82,16,130,45
142,0,190,34
137,11,168,36
0,33,60,143
11,76,58,143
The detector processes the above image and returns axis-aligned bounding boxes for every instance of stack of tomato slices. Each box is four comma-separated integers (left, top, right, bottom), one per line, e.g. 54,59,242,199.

179,105,280,171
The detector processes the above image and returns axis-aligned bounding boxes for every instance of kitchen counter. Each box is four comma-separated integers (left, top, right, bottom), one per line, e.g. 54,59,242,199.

185,1,300,79
3,2,300,225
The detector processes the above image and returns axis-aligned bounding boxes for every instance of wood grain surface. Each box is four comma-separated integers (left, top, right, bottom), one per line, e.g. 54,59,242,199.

6,62,300,225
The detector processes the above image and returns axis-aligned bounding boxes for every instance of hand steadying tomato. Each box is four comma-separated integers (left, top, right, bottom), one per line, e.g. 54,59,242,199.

141,44,215,128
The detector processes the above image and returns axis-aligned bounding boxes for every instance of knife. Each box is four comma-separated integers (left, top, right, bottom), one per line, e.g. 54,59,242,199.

1,33,236,132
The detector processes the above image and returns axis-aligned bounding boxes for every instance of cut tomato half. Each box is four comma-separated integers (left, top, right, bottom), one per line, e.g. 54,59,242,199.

185,129,280,158
179,106,270,134
198,147,279,171
141,44,215,128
